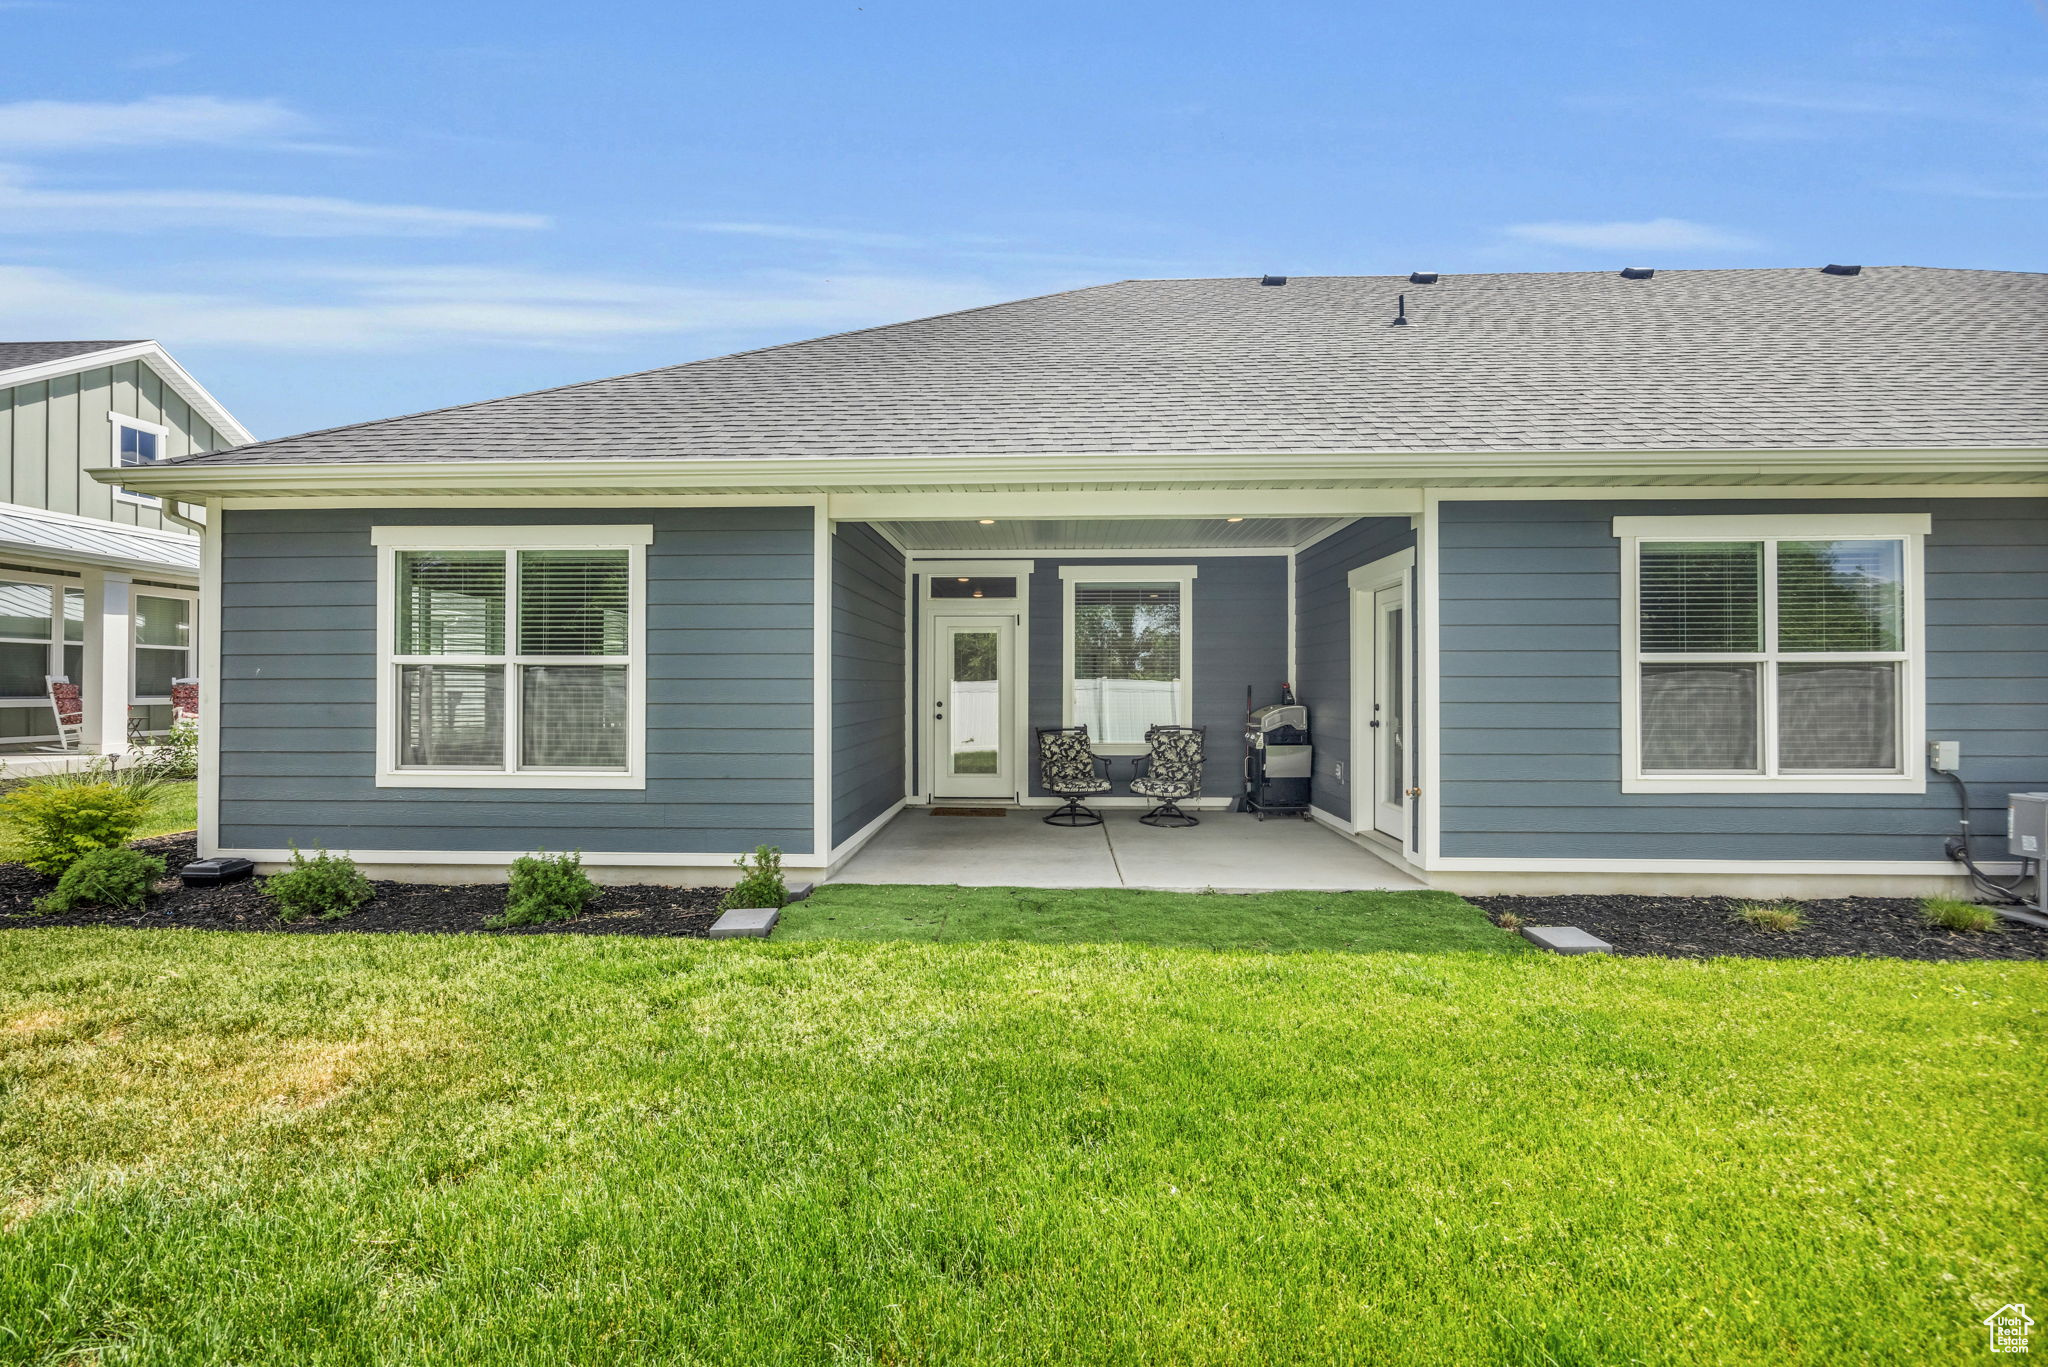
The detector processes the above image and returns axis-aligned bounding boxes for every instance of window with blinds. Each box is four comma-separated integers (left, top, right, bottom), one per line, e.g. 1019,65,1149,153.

1069,580,1185,744
391,545,633,773
1633,534,1911,779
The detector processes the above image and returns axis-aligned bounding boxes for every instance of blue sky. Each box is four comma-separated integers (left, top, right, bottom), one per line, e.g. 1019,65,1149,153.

0,0,2042,439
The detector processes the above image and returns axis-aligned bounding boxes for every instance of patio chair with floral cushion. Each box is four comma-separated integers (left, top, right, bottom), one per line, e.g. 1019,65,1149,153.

1036,724,1111,827
1130,724,1205,828
44,675,83,752
170,677,200,729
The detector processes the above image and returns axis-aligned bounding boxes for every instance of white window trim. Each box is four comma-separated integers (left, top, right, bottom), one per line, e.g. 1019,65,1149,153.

1616,513,1928,794
108,412,171,509
130,584,197,706
372,524,652,790
1058,563,1196,755
0,568,81,718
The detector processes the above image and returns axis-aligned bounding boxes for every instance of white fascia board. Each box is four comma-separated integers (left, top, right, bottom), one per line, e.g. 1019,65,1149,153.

1613,513,1933,538
0,342,255,445
832,490,1424,520
98,447,2048,501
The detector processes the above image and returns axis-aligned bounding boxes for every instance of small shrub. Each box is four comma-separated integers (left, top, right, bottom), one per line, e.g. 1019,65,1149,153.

262,846,374,923
723,845,787,911
0,780,150,875
34,847,166,914
1922,897,1998,934
1734,902,1804,934
132,725,199,781
489,850,599,928
1494,910,1525,931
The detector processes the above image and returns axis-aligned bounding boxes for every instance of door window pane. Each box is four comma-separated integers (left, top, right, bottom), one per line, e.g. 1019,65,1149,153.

521,665,627,768
397,551,505,655
1641,663,1760,772
1778,662,1898,771
931,576,1018,600
1638,542,1761,653
1071,582,1182,744
1776,540,1903,652
1384,605,1405,805
398,664,504,767
949,629,1000,775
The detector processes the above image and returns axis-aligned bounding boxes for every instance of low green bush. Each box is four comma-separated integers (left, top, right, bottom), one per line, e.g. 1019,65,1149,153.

0,780,151,875
34,847,166,914
723,845,788,911
133,725,200,782
262,847,374,923
1922,897,1998,934
489,850,599,928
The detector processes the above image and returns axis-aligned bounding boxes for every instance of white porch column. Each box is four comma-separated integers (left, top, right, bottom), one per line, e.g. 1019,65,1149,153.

78,569,133,755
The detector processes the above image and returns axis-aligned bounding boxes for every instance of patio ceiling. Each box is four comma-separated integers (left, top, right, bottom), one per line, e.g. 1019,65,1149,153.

875,516,1355,552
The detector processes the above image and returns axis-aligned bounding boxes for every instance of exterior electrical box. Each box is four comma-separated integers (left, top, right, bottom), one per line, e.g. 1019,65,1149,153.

2007,793,2048,860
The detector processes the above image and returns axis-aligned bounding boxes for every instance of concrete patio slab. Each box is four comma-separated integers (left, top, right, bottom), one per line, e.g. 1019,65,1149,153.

831,808,1421,891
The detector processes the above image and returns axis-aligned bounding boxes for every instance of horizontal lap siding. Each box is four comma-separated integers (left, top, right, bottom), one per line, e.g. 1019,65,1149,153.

1292,518,1415,822
1439,497,2048,861
1027,556,1289,799
831,522,905,845
217,506,816,855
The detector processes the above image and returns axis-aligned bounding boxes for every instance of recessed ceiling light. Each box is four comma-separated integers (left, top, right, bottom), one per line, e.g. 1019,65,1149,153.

978,518,996,525
1225,516,1244,522
957,577,969,582
971,591,984,598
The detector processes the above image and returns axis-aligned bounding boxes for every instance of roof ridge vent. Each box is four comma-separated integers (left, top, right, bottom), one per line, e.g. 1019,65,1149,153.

1259,274,1288,286
1619,266,1654,280
1821,263,1862,276
1408,271,1439,284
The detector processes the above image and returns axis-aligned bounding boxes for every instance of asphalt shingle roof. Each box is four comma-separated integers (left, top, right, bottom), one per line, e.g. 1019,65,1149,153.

0,341,145,373
167,268,2047,467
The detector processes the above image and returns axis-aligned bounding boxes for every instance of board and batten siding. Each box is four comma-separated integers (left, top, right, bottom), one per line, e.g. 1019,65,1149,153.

217,506,817,857
1438,497,2048,861
1291,517,1416,824
831,522,906,845
0,360,224,529
1026,555,1288,799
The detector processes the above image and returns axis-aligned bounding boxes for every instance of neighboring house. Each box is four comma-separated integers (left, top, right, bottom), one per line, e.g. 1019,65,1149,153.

107,267,2048,895
0,340,251,766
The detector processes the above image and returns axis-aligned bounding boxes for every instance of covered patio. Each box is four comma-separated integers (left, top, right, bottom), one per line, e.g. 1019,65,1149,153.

832,807,1422,891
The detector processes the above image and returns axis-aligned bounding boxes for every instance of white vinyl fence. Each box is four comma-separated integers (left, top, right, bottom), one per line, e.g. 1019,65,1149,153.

1072,678,1182,745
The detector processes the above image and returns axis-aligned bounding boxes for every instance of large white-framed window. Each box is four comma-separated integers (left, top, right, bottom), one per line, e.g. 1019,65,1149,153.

131,586,196,704
108,413,170,508
0,570,78,712
1059,564,1195,753
1616,513,1928,794
372,525,651,789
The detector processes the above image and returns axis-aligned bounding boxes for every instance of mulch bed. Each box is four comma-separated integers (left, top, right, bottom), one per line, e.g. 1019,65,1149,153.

0,835,726,938
1473,893,2048,962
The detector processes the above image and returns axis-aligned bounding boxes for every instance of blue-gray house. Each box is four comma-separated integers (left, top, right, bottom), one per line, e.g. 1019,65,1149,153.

105,267,2048,897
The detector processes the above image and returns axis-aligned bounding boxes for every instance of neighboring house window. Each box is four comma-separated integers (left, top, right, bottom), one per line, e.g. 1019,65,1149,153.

371,526,651,789
1059,565,1196,750
1615,514,1928,794
109,415,169,507
132,591,195,702
0,576,65,700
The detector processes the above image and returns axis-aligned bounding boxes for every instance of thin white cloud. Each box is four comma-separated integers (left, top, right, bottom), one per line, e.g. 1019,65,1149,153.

1890,174,2048,201
0,95,312,150
1503,217,1761,252
0,166,547,236
0,262,1027,352
684,221,927,249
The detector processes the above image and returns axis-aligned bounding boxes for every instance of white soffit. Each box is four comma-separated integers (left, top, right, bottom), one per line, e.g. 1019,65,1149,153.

877,516,1350,551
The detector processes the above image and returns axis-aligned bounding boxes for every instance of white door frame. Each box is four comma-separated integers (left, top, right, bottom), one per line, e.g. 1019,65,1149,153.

913,560,1033,802
1347,549,1416,841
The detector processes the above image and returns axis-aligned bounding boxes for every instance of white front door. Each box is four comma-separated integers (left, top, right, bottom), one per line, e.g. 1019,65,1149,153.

930,614,1017,799
1368,583,1410,841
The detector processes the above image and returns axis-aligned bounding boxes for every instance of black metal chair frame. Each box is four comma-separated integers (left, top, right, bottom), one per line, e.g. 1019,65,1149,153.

1036,724,1112,827
1132,724,1205,828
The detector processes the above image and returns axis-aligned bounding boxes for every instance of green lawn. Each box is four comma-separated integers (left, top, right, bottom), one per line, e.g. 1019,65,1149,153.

2,928,2039,1364
0,777,196,862
783,882,1519,953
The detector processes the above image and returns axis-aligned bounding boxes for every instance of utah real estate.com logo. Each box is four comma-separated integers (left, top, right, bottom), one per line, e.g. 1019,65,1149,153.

1985,1305,2033,1354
